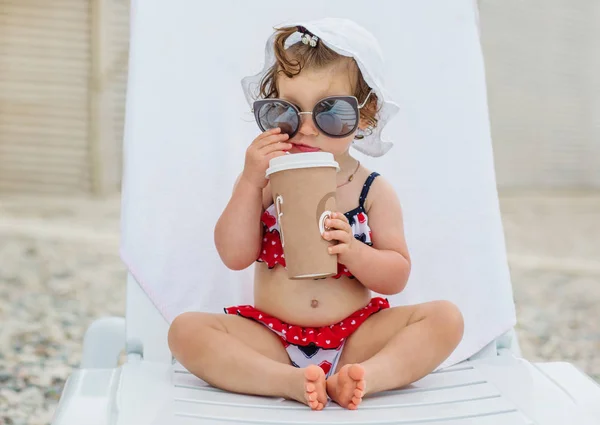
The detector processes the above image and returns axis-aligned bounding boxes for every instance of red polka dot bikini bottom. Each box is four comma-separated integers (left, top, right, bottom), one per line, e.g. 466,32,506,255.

224,297,389,377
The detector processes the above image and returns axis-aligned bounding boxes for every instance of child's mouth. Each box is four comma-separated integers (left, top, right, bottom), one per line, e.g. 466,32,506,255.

292,143,320,153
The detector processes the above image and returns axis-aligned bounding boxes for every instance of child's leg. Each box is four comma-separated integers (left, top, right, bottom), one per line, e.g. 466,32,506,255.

168,312,328,410
326,300,464,409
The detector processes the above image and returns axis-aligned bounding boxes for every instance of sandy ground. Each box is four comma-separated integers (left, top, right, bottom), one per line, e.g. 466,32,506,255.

0,191,599,424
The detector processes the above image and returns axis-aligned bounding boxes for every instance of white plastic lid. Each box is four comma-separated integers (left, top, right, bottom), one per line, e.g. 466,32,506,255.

266,152,340,177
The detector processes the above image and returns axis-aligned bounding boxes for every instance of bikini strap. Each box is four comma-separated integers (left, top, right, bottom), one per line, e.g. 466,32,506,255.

359,172,380,208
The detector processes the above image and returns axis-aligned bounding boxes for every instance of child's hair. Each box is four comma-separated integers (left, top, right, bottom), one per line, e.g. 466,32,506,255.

258,26,379,134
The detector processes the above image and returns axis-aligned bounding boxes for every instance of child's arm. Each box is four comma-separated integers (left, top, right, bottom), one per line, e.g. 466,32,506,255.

323,177,411,294
214,128,291,270
214,175,264,270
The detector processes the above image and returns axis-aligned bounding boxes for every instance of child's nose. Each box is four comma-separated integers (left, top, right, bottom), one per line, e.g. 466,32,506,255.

297,114,319,137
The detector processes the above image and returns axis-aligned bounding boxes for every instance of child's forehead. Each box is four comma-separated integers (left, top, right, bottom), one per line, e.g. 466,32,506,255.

278,66,355,103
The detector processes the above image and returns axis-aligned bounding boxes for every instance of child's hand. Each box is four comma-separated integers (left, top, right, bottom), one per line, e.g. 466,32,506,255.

322,212,357,261
241,128,292,189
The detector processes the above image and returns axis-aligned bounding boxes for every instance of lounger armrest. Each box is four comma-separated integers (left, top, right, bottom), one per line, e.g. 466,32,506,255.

52,368,121,425
52,360,174,425
534,361,600,421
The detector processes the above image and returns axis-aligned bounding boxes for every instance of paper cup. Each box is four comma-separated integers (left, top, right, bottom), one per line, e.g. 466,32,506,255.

266,153,339,279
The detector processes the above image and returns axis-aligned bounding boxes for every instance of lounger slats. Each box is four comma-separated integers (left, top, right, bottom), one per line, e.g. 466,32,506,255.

170,365,531,424
174,382,499,408
172,399,528,424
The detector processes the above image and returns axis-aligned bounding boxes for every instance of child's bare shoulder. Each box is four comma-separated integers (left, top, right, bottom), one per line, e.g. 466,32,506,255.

363,172,399,213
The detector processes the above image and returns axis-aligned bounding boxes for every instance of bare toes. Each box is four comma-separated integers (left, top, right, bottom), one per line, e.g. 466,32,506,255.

327,364,366,409
303,365,327,410
348,364,365,381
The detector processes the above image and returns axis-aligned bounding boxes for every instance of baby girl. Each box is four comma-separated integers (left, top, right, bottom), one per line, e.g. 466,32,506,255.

168,18,464,410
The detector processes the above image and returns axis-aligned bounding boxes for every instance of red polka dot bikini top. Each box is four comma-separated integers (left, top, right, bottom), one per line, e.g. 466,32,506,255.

258,172,380,279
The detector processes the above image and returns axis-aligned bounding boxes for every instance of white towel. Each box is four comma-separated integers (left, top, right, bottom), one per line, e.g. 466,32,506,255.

120,0,516,369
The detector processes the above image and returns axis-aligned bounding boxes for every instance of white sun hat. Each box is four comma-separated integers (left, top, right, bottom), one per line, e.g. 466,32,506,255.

241,17,401,157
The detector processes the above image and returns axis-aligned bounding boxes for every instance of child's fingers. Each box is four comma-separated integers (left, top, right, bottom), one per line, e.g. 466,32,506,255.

328,244,347,255
254,127,282,142
256,132,290,149
261,141,292,155
331,212,349,223
325,218,352,233
323,230,351,244
251,128,281,147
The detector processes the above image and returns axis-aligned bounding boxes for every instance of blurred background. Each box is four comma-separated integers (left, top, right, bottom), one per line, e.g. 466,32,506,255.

0,0,598,424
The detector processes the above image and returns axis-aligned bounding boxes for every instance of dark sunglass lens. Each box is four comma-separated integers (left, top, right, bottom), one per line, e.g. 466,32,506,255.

314,99,357,136
257,102,298,136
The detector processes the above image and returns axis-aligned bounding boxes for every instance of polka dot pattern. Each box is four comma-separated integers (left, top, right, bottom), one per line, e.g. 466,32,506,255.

224,297,390,349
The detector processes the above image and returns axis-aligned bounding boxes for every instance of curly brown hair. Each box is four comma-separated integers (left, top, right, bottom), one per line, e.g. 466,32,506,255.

258,26,379,134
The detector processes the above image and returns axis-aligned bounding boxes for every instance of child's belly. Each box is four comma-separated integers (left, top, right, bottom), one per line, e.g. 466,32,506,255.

253,263,372,327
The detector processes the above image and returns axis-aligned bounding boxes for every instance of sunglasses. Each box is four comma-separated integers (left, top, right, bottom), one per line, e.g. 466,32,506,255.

252,90,373,139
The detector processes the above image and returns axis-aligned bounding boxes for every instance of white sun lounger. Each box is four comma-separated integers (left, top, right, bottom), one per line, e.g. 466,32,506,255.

52,0,600,424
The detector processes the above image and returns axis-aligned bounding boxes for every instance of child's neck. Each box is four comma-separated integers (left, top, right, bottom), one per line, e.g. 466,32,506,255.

335,151,358,174
334,151,360,188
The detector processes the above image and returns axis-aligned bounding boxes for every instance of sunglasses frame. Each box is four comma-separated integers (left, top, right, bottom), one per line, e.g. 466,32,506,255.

252,90,373,139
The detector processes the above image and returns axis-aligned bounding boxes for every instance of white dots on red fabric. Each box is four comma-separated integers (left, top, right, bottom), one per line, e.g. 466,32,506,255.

223,297,390,378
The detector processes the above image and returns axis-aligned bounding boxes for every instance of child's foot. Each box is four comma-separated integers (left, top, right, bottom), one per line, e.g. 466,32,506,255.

291,365,327,410
326,364,366,410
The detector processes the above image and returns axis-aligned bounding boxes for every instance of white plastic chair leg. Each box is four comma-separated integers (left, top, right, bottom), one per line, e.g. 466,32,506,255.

80,316,126,368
